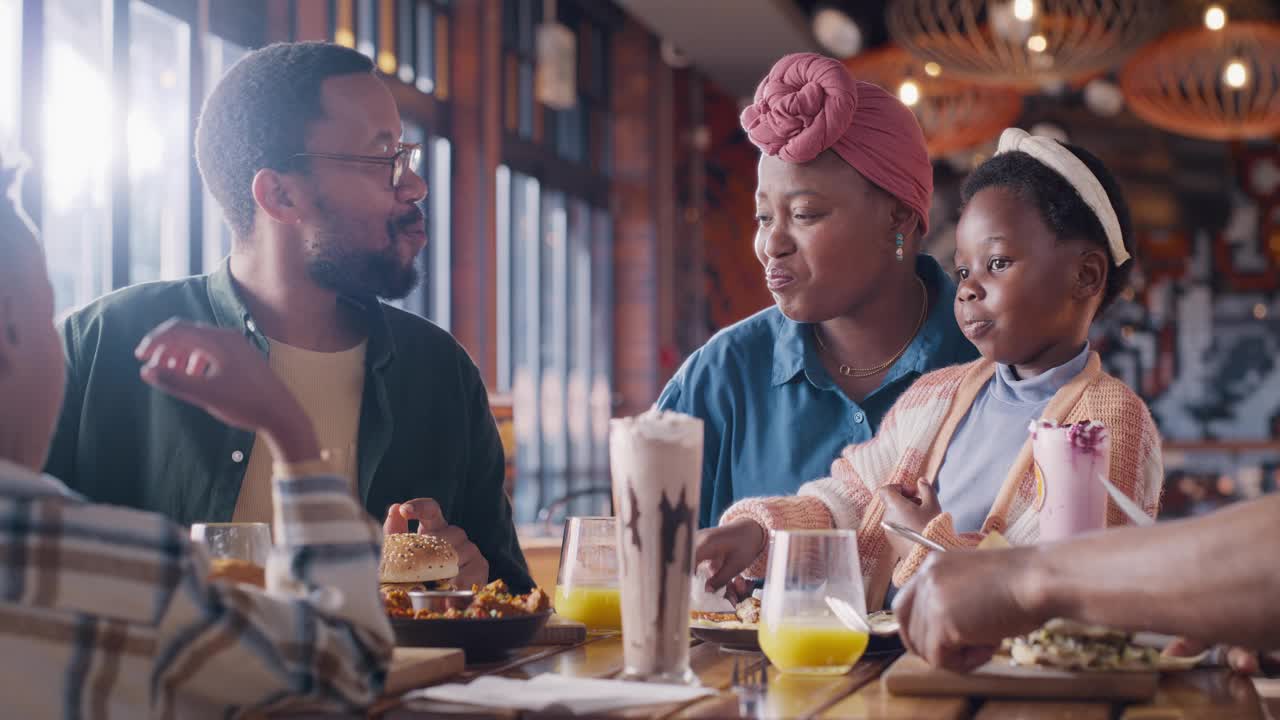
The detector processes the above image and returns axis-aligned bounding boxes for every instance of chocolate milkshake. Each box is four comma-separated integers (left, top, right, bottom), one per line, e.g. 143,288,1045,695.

609,409,703,684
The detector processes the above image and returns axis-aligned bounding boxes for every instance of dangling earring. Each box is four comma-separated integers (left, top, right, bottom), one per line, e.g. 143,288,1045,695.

894,232,905,262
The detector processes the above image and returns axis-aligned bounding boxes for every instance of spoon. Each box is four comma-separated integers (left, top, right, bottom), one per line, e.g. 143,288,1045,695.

881,520,948,553
823,596,900,636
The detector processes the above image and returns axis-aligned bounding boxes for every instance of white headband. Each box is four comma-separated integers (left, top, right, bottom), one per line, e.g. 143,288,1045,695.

995,128,1130,267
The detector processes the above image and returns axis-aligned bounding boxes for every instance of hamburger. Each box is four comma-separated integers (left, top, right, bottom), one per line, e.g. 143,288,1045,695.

379,533,459,596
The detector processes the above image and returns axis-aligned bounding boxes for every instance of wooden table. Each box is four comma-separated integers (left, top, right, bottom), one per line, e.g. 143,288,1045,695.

376,635,1265,719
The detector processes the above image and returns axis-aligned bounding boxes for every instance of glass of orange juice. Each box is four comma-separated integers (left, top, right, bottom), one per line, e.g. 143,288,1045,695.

553,516,621,632
758,529,869,675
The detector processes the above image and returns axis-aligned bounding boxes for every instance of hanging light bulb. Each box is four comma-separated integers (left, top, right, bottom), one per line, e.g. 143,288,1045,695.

1026,34,1048,53
898,79,921,106
1013,0,1036,22
1204,5,1227,31
1224,59,1249,89
812,7,864,58
924,61,942,77
1084,78,1125,116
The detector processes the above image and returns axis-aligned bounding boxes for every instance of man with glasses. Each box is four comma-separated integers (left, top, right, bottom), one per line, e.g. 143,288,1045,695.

45,41,532,593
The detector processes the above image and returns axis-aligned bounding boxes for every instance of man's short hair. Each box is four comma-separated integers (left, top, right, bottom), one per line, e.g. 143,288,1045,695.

195,41,375,239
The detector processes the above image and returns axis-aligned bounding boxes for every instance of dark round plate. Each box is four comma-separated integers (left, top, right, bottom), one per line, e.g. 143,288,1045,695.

690,624,760,652
390,611,552,662
691,624,903,656
865,632,904,656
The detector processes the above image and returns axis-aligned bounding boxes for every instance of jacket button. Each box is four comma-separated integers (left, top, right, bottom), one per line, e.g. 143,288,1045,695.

853,411,866,424
246,319,257,333
231,450,245,463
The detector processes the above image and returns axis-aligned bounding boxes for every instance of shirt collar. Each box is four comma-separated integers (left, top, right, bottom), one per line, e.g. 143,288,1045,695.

992,342,1092,405
0,458,83,502
206,257,396,371
770,254,960,389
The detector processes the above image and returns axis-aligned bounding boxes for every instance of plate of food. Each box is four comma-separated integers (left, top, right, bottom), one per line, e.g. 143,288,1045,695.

1000,619,1206,673
380,533,552,662
690,596,762,652
690,597,904,655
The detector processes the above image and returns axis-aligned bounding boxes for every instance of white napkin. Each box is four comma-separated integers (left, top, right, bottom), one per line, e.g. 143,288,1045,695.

689,561,735,613
406,675,714,715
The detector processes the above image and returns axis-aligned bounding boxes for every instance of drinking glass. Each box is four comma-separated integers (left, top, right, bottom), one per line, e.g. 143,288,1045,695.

190,522,272,566
758,530,869,675
553,516,621,632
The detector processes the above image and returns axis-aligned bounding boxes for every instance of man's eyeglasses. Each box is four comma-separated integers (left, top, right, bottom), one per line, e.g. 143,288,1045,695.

287,142,423,188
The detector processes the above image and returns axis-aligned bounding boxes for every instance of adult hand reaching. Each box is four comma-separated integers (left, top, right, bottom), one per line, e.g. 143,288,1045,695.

893,547,1046,672
385,498,488,590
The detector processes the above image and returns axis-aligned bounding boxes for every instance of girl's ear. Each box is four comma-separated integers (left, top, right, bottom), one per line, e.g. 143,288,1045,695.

1075,247,1109,303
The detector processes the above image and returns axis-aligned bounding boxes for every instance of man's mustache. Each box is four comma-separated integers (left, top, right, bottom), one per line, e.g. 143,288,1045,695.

393,205,425,232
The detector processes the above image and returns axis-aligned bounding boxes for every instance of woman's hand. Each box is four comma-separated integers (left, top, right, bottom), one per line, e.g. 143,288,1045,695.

693,519,768,593
135,318,319,463
879,478,941,559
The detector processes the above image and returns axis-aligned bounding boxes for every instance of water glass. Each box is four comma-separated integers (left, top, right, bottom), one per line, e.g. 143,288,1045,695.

190,522,272,566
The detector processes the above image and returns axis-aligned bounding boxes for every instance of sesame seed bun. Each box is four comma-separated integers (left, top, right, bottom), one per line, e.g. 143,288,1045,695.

380,532,459,584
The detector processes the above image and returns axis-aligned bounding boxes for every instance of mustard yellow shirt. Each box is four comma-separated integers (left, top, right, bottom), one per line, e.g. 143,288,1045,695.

232,337,367,524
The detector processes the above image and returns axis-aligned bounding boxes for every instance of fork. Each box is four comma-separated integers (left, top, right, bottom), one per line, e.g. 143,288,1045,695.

731,656,769,718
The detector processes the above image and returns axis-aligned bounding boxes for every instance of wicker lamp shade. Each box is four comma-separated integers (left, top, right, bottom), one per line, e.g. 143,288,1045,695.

1120,21,1280,141
844,46,1024,156
887,0,1166,88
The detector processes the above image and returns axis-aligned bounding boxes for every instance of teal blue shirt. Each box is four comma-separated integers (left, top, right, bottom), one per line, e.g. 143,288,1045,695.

657,256,979,528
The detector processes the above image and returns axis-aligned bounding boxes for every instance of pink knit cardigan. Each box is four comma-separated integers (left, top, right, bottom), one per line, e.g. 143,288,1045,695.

721,353,1163,610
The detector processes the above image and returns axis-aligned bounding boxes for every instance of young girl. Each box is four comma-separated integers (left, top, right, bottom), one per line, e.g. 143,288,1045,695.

696,128,1163,610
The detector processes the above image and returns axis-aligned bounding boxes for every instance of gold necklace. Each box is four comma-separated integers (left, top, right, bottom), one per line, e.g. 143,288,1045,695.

814,277,929,379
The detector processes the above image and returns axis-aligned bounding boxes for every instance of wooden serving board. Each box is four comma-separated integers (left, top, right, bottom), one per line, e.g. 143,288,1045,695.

384,647,466,696
883,653,1159,702
531,614,588,645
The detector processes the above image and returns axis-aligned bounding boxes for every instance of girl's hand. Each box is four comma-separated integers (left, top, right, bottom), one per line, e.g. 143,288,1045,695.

880,478,942,559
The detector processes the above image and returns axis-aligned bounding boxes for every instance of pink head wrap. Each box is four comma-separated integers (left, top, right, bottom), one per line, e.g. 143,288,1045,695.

740,53,933,234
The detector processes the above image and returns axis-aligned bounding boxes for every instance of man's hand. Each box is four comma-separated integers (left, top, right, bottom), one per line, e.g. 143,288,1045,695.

879,478,941,560
135,318,318,462
693,519,769,593
385,498,488,590
894,547,1047,672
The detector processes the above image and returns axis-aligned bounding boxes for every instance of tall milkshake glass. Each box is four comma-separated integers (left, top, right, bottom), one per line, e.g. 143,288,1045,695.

1031,419,1112,542
610,409,703,684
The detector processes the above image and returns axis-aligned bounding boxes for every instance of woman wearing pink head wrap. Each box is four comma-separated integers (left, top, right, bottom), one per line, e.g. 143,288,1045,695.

658,53,976,553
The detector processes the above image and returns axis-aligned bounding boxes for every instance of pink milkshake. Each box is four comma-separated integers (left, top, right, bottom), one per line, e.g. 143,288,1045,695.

1030,420,1111,542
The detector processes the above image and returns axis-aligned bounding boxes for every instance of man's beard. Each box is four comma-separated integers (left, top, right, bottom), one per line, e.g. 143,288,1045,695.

305,203,423,300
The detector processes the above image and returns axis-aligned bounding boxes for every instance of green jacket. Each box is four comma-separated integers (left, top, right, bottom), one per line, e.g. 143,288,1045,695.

45,262,533,593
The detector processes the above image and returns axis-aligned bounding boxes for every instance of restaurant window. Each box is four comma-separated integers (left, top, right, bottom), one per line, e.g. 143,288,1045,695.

356,0,376,60
0,0,20,155
388,122,451,330
334,0,450,98
201,35,249,273
43,0,113,315
497,166,613,525
501,0,539,139
128,0,191,285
